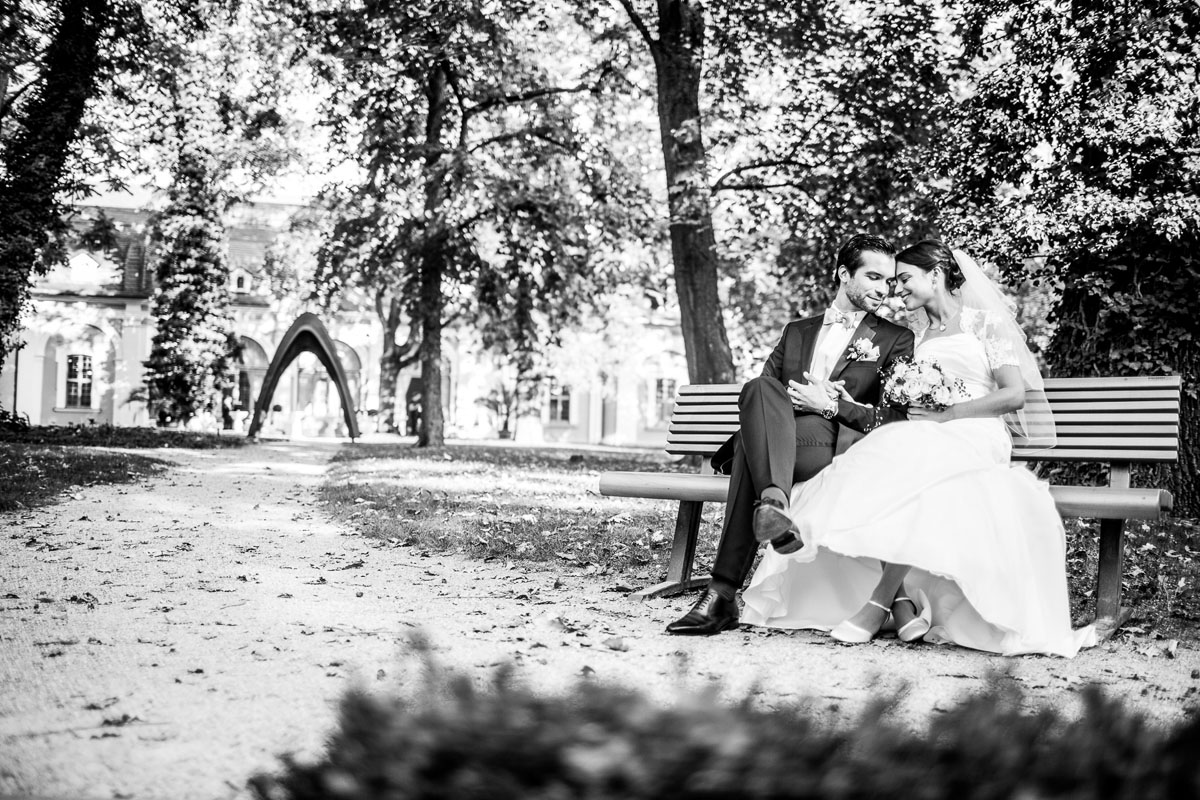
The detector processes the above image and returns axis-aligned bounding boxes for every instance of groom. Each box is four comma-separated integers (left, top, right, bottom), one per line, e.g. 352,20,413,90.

666,234,916,635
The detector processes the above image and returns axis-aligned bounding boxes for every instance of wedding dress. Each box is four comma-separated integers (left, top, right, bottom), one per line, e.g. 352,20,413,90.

740,308,1097,657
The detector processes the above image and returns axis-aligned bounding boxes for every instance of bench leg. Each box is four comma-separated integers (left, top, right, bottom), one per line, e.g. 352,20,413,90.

632,500,708,600
1094,517,1133,641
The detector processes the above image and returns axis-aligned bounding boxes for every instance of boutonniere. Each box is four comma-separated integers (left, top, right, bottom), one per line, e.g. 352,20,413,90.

846,338,880,362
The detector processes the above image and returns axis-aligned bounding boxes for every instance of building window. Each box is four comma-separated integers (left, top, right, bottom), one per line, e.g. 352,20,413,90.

652,378,677,425
66,354,93,408
230,270,251,293
547,381,571,423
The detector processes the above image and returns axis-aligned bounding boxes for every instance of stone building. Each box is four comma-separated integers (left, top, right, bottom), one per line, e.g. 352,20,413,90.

0,199,690,448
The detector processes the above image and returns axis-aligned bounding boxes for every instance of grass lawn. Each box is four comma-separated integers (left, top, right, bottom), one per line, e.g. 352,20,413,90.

323,442,1200,641
0,443,167,512
0,424,247,449
0,425,244,512
321,443,709,588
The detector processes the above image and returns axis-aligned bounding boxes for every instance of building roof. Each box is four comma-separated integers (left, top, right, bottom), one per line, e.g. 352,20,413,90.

38,202,300,303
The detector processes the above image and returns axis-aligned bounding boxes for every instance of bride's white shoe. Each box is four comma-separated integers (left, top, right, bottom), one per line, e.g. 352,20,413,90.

830,600,890,643
892,592,932,643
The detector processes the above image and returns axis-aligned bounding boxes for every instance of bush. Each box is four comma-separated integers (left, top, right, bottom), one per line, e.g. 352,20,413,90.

0,424,245,448
0,407,29,432
252,653,1199,800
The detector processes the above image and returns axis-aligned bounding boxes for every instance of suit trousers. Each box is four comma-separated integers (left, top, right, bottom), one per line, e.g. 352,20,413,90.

710,376,836,588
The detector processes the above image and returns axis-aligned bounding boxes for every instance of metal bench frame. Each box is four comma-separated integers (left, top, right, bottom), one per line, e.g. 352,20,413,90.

599,376,1181,639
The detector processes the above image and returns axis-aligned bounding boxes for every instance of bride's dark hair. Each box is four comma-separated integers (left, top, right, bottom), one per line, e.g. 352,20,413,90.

895,239,965,292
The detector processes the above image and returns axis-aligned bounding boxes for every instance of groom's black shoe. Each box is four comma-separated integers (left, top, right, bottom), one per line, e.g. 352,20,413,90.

665,590,739,636
753,497,803,555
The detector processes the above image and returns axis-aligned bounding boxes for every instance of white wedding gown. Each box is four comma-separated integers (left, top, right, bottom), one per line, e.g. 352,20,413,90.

741,316,1097,657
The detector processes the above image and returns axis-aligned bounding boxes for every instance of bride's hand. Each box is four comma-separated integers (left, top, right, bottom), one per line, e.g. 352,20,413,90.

907,406,958,423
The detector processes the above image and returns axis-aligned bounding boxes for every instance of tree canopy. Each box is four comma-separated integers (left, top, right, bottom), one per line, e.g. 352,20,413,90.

932,0,1200,511
300,0,651,444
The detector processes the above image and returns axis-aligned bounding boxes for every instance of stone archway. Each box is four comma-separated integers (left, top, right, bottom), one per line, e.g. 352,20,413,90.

247,314,360,439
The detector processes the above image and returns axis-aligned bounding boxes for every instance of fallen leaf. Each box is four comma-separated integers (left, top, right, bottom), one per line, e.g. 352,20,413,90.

84,698,120,711
102,714,141,727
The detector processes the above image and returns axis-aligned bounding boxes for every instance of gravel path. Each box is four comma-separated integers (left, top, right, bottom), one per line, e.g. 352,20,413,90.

2,440,1197,799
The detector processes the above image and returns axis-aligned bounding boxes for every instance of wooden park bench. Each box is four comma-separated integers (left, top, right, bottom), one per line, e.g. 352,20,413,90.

599,376,1182,639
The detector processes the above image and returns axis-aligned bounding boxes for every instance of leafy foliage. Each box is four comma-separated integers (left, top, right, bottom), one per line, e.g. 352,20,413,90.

253,652,1200,800
701,1,961,367
142,150,240,423
138,0,308,423
0,0,143,374
301,0,646,443
931,1,1200,512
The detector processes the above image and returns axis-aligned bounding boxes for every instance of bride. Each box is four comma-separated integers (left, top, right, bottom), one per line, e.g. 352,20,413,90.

740,240,1097,657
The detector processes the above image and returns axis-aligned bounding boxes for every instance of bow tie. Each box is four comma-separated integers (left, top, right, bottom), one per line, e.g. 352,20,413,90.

823,308,860,330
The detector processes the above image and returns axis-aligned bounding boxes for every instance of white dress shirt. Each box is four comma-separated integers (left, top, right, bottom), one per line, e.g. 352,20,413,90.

809,308,865,380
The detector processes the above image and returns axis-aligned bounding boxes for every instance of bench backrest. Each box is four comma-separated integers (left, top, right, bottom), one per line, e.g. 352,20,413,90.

665,376,1182,464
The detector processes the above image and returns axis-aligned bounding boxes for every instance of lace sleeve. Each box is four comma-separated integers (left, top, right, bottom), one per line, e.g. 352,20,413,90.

963,308,1021,370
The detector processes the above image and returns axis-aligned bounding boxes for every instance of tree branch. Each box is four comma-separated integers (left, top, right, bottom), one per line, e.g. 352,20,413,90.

468,126,550,153
714,180,814,192
711,158,815,191
614,0,656,50
462,61,613,124
0,76,38,121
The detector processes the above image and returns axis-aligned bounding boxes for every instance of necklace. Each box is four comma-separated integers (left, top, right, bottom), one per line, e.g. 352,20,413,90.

929,307,961,332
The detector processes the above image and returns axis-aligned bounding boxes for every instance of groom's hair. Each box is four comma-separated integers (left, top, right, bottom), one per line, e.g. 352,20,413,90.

835,234,896,282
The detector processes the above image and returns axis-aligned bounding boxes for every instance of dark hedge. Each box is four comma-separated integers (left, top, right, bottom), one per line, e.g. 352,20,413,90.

252,661,1199,800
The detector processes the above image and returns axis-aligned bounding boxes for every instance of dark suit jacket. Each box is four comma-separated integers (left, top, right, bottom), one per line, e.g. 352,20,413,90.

711,312,916,474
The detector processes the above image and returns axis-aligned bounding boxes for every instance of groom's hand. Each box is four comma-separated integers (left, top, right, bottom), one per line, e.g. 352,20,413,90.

799,373,848,400
788,377,837,413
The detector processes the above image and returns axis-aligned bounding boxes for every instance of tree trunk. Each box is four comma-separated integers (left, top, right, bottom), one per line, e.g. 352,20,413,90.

416,247,445,447
416,63,449,447
651,0,735,384
376,295,403,433
1172,345,1198,515
0,0,107,372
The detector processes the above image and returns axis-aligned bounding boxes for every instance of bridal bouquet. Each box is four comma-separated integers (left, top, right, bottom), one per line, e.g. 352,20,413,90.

881,357,967,410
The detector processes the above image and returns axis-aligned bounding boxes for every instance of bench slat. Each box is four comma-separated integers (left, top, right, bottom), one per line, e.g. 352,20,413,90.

1053,413,1179,424
1052,424,1179,435
1048,436,1178,447
673,403,740,415
678,384,744,394
601,472,1172,519
669,424,740,435
1016,448,1178,462
667,413,742,424
599,472,730,502
1044,389,1180,401
666,444,730,455
1043,376,1182,390
1050,400,1179,412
